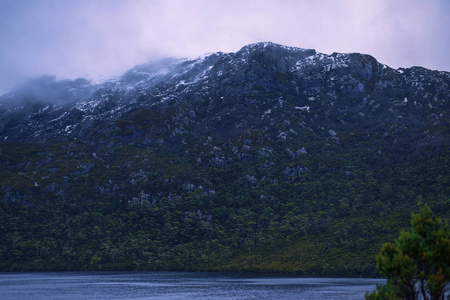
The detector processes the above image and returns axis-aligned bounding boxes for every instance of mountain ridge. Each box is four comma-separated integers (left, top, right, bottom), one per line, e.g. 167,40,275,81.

2,42,448,144
0,42,449,274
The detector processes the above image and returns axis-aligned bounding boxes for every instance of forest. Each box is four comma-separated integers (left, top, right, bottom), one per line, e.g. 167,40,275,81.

1,129,449,275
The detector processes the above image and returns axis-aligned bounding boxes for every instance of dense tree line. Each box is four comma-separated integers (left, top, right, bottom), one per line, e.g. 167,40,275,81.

1,133,449,274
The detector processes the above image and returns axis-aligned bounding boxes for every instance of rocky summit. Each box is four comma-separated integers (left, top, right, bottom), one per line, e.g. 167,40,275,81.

0,42,449,274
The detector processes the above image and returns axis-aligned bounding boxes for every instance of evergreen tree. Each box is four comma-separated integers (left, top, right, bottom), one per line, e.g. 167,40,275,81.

365,204,450,300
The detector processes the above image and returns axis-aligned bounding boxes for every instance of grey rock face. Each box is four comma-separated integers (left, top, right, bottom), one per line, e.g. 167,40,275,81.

1,42,448,149
0,43,448,203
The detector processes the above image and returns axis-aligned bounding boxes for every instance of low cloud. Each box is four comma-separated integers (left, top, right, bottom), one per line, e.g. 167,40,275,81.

0,0,449,94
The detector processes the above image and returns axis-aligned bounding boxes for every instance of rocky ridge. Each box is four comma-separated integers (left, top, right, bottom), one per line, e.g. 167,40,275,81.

1,42,448,146
0,42,449,274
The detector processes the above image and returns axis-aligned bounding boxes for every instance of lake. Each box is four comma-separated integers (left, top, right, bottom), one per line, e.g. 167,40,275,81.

0,272,385,299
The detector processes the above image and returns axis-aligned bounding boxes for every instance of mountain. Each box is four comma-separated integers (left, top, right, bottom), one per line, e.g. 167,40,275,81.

1,42,449,274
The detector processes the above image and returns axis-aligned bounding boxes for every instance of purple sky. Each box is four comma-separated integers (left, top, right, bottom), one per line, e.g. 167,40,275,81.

1,0,449,94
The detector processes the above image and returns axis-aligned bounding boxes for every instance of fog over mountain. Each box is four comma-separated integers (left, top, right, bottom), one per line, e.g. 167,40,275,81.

1,0,449,95
0,42,448,274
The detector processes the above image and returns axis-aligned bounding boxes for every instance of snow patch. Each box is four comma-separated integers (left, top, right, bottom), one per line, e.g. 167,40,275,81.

65,125,74,133
295,106,310,112
48,111,69,123
262,109,272,118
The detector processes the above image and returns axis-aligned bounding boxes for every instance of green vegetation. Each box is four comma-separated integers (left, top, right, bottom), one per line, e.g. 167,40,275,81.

365,204,450,299
1,122,449,275
1,42,449,276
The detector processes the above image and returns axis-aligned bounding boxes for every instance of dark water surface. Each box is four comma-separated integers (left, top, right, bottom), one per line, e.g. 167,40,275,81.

0,272,384,299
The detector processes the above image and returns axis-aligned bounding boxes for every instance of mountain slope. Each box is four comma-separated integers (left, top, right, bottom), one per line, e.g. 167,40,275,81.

0,42,449,274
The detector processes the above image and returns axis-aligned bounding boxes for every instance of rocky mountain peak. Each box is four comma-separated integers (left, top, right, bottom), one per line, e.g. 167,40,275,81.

234,42,316,72
0,42,449,274
0,42,448,146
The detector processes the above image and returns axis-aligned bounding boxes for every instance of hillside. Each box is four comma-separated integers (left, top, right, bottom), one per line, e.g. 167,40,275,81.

1,42,449,274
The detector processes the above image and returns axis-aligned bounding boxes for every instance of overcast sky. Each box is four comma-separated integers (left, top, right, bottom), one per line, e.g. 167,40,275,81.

1,0,449,95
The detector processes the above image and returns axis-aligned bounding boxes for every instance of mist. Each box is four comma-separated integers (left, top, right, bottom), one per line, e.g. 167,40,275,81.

1,0,449,95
